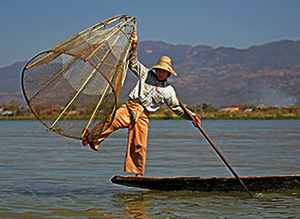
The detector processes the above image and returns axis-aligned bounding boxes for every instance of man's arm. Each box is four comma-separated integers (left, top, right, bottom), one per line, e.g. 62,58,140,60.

128,33,148,79
165,88,201,126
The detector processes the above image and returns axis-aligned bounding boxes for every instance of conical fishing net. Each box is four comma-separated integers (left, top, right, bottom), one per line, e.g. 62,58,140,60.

21,15,136,139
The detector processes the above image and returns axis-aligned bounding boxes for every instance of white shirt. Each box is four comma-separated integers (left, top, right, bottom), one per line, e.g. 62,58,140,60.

128,49,195,120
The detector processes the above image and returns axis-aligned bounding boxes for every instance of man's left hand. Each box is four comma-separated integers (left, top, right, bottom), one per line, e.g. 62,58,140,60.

192,115,201,127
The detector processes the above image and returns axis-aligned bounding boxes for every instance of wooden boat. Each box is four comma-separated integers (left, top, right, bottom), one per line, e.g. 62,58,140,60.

111,174,300,193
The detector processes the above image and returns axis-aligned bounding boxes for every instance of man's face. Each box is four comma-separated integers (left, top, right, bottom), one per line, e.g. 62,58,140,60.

156,68,169,81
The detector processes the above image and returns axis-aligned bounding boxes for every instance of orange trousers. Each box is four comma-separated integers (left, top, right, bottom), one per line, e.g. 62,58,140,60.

90,100,149,175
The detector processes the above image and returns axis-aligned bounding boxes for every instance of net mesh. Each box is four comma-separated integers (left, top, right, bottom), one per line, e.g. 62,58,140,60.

21,15,136,139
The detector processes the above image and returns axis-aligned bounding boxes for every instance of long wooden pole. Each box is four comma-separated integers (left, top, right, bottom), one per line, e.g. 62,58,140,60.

176,96,253,197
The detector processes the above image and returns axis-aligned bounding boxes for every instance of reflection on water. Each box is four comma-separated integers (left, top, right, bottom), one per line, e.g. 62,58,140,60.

109,190,300,218
0,120,299,218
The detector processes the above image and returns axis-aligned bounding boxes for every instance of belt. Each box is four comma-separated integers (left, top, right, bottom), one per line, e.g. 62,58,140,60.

127,99,149,116
125,99,149,130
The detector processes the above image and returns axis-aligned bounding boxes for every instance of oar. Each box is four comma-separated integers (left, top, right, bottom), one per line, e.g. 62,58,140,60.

176,96,253,198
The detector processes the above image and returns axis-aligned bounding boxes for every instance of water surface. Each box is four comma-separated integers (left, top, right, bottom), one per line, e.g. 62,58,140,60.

0,120,299,218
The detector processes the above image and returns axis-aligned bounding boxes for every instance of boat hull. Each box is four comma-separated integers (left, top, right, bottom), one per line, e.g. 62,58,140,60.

111,175,300,192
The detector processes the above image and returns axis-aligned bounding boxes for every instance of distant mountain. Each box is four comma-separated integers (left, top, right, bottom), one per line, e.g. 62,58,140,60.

121,39,300,108
1,39,300,108
0,61,27,105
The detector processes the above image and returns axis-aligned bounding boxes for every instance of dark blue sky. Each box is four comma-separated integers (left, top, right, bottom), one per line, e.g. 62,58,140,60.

1,0,300,68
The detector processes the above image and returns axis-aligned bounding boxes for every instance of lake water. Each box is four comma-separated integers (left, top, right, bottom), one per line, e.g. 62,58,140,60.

0,120,299,218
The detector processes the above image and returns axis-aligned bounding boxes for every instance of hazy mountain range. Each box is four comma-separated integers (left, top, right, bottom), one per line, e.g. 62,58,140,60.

1,39,300,108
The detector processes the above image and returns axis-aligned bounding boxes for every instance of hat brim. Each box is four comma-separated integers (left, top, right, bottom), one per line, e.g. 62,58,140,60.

150,66,177,76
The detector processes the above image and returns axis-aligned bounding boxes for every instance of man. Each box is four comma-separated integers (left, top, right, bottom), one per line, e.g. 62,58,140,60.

82,33,200,177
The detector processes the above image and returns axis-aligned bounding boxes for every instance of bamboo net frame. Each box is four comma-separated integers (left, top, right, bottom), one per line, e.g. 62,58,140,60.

21,15,137,139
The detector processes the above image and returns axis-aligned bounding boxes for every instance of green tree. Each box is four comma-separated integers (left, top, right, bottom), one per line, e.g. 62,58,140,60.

202,103,218,112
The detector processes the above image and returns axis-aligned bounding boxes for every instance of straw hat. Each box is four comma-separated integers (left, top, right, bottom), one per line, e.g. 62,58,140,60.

150,56,177,76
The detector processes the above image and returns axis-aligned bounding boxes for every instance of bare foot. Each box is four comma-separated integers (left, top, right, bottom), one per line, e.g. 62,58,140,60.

93,144,99,151
136,174,143,177
89,138,104,151
89,141,99,151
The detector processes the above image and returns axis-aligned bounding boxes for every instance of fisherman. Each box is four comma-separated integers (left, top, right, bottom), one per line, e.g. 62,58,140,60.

82,32,201,177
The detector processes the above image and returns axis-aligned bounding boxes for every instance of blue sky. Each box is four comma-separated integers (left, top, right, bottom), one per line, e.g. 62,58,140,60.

1,0,300,68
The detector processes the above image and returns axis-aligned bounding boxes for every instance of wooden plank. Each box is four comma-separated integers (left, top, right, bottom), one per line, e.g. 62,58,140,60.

111,175,300,192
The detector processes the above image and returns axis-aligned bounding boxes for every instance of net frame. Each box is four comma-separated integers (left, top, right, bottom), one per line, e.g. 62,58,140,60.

21,15,137,140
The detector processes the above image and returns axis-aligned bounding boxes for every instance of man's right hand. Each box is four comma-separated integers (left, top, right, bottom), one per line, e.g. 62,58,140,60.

131,32,138,47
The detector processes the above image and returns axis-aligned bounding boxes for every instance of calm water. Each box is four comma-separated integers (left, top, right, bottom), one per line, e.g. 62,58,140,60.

0,120,299,218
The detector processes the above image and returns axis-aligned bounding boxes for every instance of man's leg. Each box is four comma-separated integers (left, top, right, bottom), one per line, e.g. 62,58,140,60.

124,111,149,175
83,105,131,151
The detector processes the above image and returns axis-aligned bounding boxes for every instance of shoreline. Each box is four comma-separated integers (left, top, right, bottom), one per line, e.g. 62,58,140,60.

1,114,299,121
